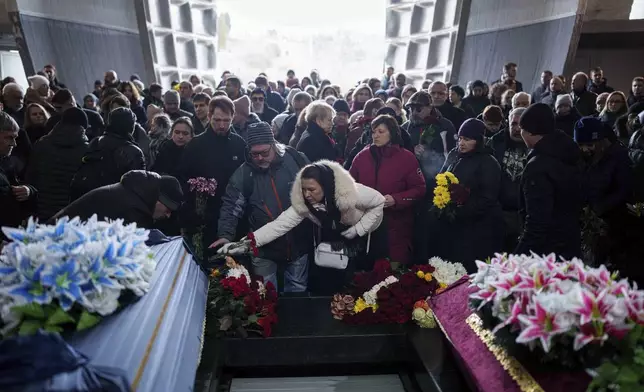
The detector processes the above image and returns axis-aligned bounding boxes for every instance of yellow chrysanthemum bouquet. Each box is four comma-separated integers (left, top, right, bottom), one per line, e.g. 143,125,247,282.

431,171,469,218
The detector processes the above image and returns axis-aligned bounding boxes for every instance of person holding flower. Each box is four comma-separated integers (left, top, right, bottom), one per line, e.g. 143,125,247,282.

219,160,386,294
438,118,504,272
349,114,426,264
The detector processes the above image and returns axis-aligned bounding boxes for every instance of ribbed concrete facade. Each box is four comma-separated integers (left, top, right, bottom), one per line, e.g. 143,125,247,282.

384,0,470,86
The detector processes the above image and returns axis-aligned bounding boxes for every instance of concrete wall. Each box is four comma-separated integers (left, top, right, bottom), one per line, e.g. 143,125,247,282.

455,0,581,93
7,0,145,98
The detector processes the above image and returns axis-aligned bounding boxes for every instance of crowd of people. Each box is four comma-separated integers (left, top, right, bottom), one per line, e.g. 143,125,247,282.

1,61,643,295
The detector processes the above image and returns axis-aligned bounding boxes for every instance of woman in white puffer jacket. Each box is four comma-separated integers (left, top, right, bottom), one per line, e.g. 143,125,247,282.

220,160,386,294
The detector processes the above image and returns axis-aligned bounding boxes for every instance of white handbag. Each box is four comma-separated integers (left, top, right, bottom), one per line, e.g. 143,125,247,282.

314,241,349,270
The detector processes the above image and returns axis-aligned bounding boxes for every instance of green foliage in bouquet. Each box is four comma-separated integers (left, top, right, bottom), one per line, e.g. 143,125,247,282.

11,303,101,335
588,325,644,392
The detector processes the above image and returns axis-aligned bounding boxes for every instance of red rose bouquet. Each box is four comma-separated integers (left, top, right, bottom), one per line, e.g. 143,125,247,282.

206,257,278,337
332,258,467,326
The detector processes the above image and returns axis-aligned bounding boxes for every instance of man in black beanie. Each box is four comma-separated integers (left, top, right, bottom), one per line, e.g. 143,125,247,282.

212,121,312,292
515,103,582,259
51,170,183,229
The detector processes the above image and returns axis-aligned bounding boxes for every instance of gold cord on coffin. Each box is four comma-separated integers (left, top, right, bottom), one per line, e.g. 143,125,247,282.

465,313,545,392
197,280,210,366
131,250,189,391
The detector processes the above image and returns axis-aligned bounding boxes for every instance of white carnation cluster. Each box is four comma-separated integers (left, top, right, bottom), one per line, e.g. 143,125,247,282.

364,275,398,305
428,257,468,286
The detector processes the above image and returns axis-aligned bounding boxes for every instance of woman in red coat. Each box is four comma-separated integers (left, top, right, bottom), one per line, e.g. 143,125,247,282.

349,114,426,264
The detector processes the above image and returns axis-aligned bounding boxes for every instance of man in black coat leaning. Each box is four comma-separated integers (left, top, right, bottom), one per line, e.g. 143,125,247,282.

515,103,582,259
0,112,36,238
50,170,182,229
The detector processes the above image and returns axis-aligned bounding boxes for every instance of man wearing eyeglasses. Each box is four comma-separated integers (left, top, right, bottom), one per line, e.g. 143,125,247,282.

211,121,311,292
250,88,278,124
401,90,457,185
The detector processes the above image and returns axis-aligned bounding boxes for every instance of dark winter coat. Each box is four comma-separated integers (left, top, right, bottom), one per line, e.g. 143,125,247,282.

531,85,549,106
628,94,644,107
25,124,48,144
150,139,185,179
555,110,581,138
180,99,196,117
441,146,504,271
218,146,311,261
131,101,148,128
257,105,279,124
193,118,208,136
402,115,457,185
515,130,582,259
0,157,36,238
580,142,632,218
462,96,491,116
436,102,468,131
277,112,298,145
350,144,426,263
51,170,160,228
266,90,286,113
541,91,563,110
589,79,614,95
4,106,25,128
70,114,146,201
167,109,193,122
26,123,88,220
486,131,529,211
571,89,598,117
232,113,260,141
629,130,644,202
178,126,246,243
297,122,337,163
45,109,105,141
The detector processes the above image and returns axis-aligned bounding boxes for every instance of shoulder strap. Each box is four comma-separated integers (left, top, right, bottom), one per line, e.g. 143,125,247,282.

241,163,254,199
284,146,307,168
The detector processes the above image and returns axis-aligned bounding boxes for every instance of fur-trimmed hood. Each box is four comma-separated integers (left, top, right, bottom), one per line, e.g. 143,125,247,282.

252,160,385,247
289,159,359,215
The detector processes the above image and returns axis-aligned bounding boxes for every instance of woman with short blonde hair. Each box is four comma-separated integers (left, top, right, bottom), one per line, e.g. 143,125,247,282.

298,101,337,162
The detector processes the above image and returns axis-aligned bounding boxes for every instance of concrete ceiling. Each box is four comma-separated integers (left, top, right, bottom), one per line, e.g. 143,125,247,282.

585,0,634,20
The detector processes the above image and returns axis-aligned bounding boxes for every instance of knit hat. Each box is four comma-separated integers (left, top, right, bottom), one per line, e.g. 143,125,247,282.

332,99,350,115
406,90,431,107
574,116,606,144
458,118,486,141
158,175,183,211
375,89,388,98
519,103,555,135
61,107,88,129
163,90,179,104
233,96,251,118
555,94,573,109
376,106,396,118
482,105,503,124
246,121,275,146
